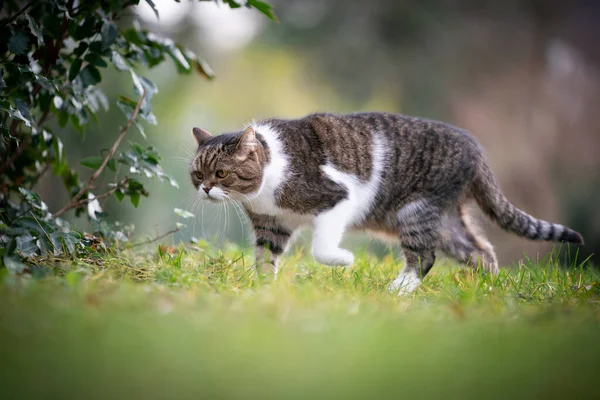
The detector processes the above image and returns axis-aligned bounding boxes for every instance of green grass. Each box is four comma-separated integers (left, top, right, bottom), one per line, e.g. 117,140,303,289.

1,243,599,399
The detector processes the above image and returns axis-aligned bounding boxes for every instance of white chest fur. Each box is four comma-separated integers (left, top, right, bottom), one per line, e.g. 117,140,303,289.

241,123,386,233
240,123,311,229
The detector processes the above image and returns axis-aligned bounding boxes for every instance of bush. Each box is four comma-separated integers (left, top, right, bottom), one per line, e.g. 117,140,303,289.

0,0,275,272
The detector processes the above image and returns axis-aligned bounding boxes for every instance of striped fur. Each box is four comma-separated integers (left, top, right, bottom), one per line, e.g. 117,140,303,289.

189,112,584,295
470,160,584,244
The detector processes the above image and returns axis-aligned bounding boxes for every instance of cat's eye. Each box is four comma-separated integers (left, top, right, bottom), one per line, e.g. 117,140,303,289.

216,170,229,178
194,171,204,180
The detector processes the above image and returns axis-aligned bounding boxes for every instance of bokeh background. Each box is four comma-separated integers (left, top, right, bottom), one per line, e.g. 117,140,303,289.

38,0,600,266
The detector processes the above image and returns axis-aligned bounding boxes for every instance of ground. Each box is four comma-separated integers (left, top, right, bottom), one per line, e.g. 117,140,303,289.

0,242,599,399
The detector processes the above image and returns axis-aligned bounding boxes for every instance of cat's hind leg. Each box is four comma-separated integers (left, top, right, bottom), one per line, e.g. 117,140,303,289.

311,201,355,267
390,199,443,295
439,204,498,273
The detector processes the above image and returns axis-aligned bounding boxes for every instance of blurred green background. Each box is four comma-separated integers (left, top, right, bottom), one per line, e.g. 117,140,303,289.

38,0,600,265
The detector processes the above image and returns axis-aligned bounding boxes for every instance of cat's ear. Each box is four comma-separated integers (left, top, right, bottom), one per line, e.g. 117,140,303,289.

235,126,257,160
192,127,212,147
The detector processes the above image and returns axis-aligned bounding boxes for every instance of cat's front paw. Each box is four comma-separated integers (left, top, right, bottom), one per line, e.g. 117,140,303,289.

312,248,354,267
256,259,277,276
388,270,421,295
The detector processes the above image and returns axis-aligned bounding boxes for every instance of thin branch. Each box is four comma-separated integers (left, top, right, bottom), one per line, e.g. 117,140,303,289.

129,227,181,248
64,185,120,210
0,1,35,26
54,90,146,218
36,106,51,127
28,161,50,189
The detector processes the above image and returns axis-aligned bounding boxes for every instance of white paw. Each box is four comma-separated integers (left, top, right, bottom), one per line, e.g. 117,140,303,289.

388,270,421,295
256,261,277,276
312,248,354,267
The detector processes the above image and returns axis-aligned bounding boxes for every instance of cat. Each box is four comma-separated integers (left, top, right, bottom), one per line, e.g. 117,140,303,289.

189,112,584,294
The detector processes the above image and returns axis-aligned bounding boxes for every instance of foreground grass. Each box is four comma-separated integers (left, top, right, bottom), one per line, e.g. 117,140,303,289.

1,243,599,399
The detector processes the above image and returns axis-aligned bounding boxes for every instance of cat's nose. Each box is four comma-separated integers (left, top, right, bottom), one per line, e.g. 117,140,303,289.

203,186,211,194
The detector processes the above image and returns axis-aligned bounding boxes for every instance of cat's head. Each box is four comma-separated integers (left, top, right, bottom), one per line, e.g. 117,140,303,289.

189,126,265,202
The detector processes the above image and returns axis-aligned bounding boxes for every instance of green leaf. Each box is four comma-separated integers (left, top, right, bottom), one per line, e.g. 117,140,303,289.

16,234,38,257
74,18,96,40
174,208,194,219
247,0,278,21
50,232,79,255
52,135,64,163
107,158,116,172
168,47,191,72
114,191,125,202
130,193,140,208
74,42,88,56
14,98,33,126
194,59,215,80
25,13,45,47
36,75,57,91
89,41,103,53
48,232,81,256
84,53,108,67
7,106,32,127
69,58,83,81
111,51,129,71
131,142,145,156
14,217,54,238
101,23,118,49
3,254,26,274
36,236,52,256
8,30,29,55
80,156,103,170
58,110,69,127
79,65,102,87
223,0,242,9
18,187,42,209
0,68,5,93
145,0,160,19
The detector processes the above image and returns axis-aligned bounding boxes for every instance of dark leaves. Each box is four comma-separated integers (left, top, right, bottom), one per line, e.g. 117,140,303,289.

247,0,278,21
79,65,102,87
101,22,118,50
25,13,45,47
145,0,160,19
8,30,29,55
80,156,103,170
0,0,274,273
110,51,129,71
84,53,108,68
224,0,278,21
69,59,83,81
14,98,33,125
0,69,6,93
3,253,27,274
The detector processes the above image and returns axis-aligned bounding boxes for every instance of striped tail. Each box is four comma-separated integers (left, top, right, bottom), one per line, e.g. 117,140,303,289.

470,160,584,244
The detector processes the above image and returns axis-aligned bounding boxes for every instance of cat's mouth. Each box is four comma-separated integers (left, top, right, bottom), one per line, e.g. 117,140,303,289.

204,192,229,203
198,184,229,202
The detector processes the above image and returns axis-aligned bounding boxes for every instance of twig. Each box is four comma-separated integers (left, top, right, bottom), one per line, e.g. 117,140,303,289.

54,90,146,217
36,108,51,126
28,161,51,189
65,185,121,210
0,1,35,26
129,227,181,248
